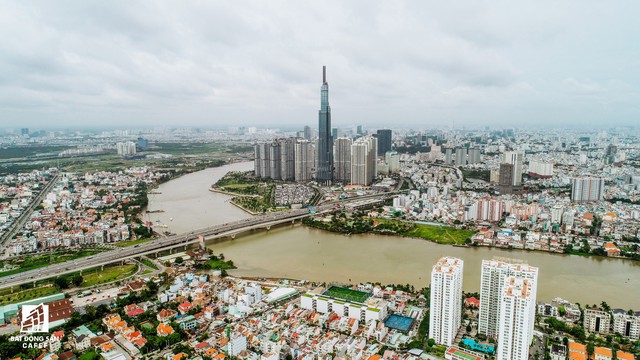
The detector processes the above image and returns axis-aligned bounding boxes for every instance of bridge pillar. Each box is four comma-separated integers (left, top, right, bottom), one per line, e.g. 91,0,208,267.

184,245,187,250
33,281,36,287
169,248,173,254
101,265,104,271
121,260,124,266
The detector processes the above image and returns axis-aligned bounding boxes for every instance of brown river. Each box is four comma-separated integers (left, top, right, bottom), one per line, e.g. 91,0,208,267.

148,163,640,309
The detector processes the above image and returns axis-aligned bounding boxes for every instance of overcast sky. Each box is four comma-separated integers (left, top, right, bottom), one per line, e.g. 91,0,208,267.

1,1,639,129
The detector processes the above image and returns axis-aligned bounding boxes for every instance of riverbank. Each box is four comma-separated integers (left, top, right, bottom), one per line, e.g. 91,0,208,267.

302,215,476,246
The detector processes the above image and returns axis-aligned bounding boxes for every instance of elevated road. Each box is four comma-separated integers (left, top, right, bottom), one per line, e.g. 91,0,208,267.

0,196,386,289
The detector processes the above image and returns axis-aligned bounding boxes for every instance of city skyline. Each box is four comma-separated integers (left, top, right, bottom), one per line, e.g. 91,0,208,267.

1,2,640,129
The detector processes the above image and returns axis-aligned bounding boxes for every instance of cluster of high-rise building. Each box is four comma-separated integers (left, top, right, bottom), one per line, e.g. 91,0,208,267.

444,147,481,166
116,141,137,157
429,256,538,360
571,176,605,202
254,67,392,186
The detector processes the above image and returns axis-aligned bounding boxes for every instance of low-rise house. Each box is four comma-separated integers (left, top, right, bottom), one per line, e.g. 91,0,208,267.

157,308,178,323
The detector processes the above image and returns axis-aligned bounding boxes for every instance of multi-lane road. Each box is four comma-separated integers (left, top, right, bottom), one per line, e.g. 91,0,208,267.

0,197,386,289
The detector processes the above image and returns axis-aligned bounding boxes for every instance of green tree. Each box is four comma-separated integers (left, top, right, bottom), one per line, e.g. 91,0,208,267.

54,277,70,289
72,274,84,287
174,256,183,264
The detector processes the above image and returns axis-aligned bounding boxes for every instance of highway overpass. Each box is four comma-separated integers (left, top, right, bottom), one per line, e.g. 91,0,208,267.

0,196,386,289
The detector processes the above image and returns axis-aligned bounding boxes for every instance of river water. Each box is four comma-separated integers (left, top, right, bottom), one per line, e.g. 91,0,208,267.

146,162,253,233
149,163,640,309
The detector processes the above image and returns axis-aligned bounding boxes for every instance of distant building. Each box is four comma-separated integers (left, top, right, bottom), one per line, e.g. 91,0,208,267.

571,177,604,202
376,129,392,156
429,257,464,346
294,139,315,182
455,148,467,166
228,333,247,356
502,150,524,186
116,142,136,157
444,148,454,165
333,137,352,184
528,160,554,178
385,151,400,173
303,125,313,140
498,163,515,194
467,148,481,164
136,137,149,151
350,136,378,186
584,309,611,335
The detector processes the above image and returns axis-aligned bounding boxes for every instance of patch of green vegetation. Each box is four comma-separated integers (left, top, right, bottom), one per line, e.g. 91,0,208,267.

0,285,60,306
0,145,73,160
141,269,153,275
0,250,105,278
304,214,476,246
116,237,153,247
201,259,236,270
404,223,476,245
152,142,225,155
140,258,159,270
461,169,490,182
323,286,371,303
81,264,138,287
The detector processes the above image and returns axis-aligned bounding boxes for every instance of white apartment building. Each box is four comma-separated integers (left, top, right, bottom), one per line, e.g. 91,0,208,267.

496,276,536,360
584,309,611,335
300,293,388,322
613,310,640,339
116,142,136,156
429,257,464,346
479,259,538,338
571,177,605,202
350,136,377,186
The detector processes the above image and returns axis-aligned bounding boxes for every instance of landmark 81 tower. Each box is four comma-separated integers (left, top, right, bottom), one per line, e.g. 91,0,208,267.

316,66,333,185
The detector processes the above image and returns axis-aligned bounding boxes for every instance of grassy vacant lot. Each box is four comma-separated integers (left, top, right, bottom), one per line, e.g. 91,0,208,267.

81,264,137,287
0,285,60,306
205,259,235,270
0,250,104,278
0,145,72,160
403,223,475,245
140,258,158,270
116,238,153,248
322,286,371,303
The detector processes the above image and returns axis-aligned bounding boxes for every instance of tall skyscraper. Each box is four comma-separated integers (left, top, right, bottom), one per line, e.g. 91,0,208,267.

254,142,270,178
356,125,363,135
455,147,468,166
303,125,313,140
502,150,524,186
333,137,352,184
350,136,377,186
571,177,605,202
376,129,392,156
467,148,481,164
294,139,314,182
498,163,515,195
444,148,454,165
279,138,296,181
479,260,538,338
429,257,464,346
496,276,536,360
316,66,333,185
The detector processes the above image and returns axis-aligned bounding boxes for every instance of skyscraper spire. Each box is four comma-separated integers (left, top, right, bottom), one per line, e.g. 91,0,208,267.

323,65,326,84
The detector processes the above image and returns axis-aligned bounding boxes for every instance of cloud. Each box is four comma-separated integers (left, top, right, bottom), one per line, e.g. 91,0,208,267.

0,0,639,128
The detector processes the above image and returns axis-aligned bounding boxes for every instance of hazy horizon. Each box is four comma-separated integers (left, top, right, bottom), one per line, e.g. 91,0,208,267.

2,1,639,129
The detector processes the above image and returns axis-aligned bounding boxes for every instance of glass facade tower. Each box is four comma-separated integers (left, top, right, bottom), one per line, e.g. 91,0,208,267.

316,66,333,184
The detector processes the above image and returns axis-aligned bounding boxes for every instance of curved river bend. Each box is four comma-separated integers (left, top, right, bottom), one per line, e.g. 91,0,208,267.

149,163,640,309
